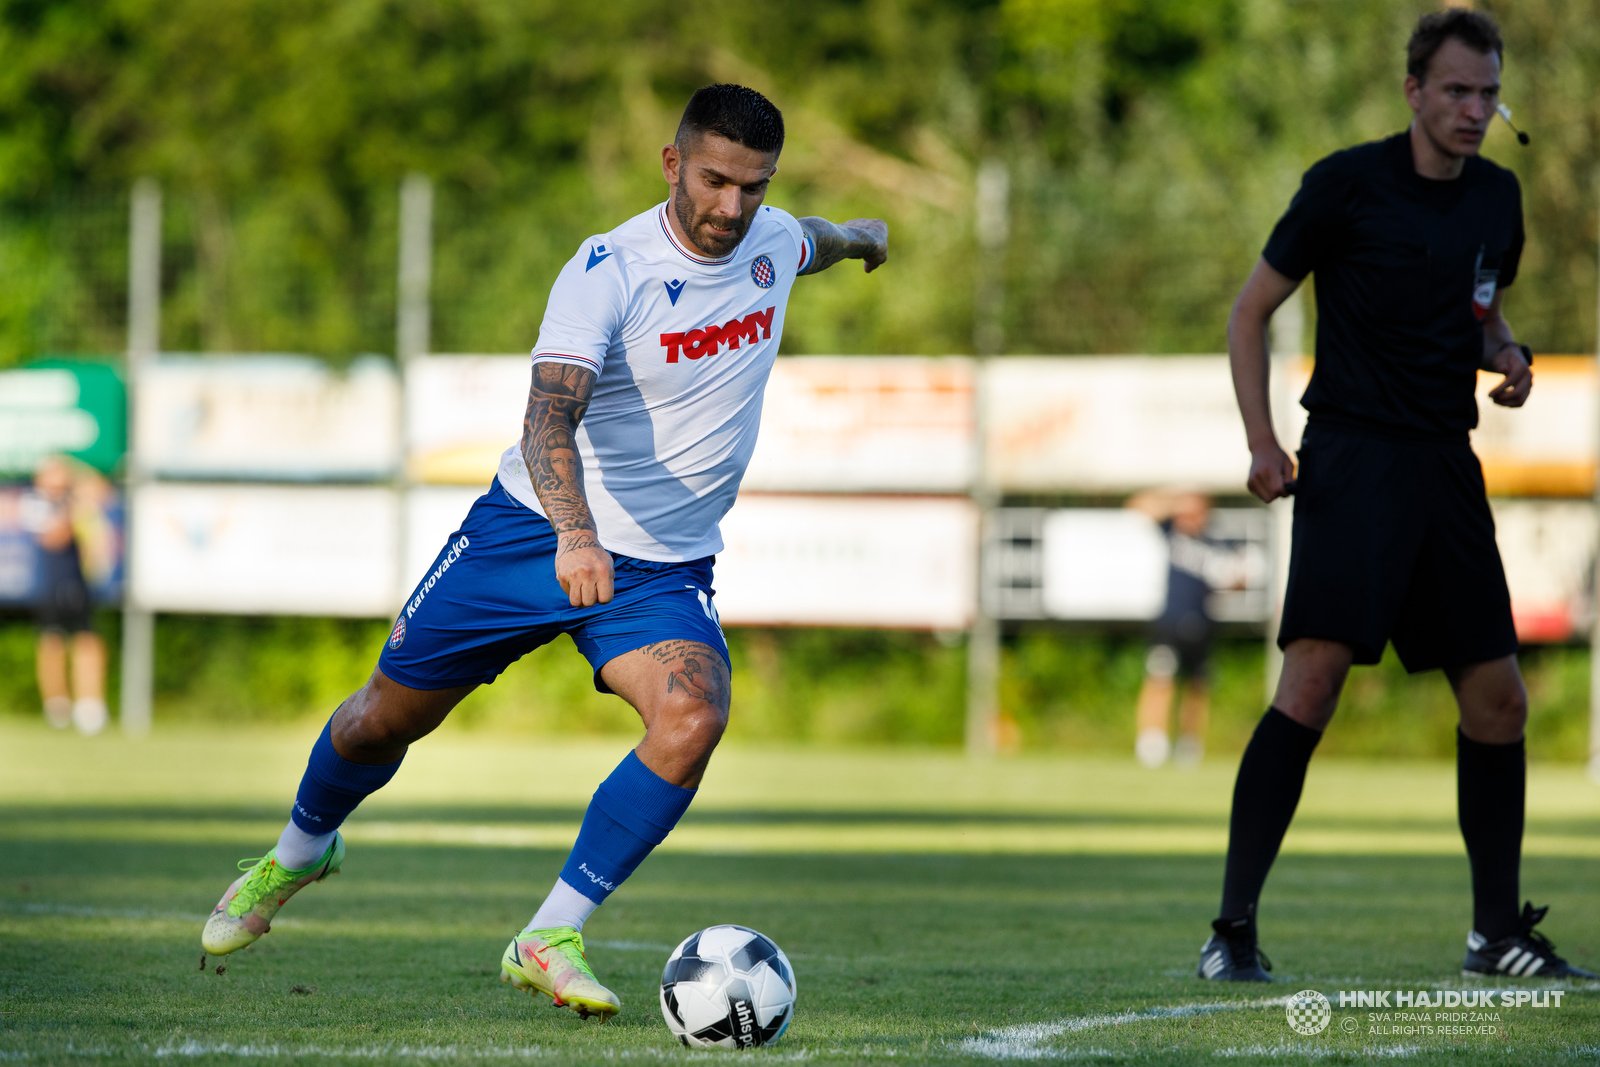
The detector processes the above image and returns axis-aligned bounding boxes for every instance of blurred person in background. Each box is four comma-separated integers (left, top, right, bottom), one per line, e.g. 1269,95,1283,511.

23,455,108,735
1127,489,1220,770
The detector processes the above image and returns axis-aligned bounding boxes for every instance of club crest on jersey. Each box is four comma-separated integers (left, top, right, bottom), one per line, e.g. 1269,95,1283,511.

387,615,406,649
750,254,775,289
661,306,775,363
1472,245,1498,321
664,278,686,306
1473,273,1498,321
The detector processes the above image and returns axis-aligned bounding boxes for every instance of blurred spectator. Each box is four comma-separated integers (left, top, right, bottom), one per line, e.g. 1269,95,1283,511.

1126,489,1234,769
22,456,109,734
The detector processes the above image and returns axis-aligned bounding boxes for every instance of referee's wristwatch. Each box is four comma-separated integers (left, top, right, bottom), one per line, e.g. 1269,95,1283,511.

1498,341,1533,366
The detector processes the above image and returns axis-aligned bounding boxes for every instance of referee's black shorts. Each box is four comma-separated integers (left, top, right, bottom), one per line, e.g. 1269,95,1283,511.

1277,420,1518,673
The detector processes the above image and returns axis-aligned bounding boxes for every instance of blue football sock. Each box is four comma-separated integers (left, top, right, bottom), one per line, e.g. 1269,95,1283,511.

558,750,696,905
288,718,404,834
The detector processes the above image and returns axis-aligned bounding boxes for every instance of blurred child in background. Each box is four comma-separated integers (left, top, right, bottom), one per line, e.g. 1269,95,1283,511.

1127,489,1223,769
23,456,110,734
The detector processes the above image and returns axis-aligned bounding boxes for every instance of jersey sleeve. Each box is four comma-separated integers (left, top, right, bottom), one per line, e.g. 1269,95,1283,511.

1499,173,1525,289
530,239,627,376
761,206,811,276
1262,156,1349,282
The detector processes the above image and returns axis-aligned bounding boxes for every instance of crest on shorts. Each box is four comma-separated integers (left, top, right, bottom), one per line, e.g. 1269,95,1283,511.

750,254,775,289
388,615,406,649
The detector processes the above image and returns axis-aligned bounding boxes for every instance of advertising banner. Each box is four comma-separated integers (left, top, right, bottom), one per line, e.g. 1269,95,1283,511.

1492,500,1596,642
0,360,126,476
404,356,528,484
985,356,1250,492
136,356,399,480
713,494,979,629
741,357,975,492
130,484,399,616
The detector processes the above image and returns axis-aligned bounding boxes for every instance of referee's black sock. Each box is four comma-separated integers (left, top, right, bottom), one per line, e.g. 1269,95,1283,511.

1219,707,1323,922
1457,728,1524,942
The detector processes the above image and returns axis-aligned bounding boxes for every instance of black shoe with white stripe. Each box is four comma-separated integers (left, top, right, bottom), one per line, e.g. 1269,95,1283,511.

1462,903,1598,980
1198,914,1272,982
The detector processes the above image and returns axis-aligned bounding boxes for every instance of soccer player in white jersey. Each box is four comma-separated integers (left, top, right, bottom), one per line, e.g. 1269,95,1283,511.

199,84,887,1018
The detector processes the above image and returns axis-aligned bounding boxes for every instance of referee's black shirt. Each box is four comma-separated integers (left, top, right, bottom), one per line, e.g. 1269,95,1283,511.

1263,132,1524,439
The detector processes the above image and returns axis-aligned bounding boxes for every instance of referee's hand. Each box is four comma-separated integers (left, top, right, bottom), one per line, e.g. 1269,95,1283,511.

1486,345,1533,408
1247,442,1297,504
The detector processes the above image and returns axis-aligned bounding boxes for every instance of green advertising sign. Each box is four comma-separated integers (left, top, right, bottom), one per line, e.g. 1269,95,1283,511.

0,358,127,476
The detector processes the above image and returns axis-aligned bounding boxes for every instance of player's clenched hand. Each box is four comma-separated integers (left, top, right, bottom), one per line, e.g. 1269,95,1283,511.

1486,345,1532,408
555,534,614,607
847,219,888,273
1247,442,1296,504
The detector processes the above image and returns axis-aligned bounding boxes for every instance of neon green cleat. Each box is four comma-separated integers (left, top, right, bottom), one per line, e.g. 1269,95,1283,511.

500,927,621,1020
201,834,344,956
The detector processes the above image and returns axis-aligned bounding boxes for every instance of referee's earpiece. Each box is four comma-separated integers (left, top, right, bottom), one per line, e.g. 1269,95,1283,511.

1496,103,1531,146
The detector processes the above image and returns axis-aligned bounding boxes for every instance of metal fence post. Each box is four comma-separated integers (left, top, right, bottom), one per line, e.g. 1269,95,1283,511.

395,174,433,611
966,160,1008,757
1590,171,1600,783
120,178,160,736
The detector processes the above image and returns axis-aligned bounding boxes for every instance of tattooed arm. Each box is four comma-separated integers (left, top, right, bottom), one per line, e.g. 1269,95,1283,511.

798,217,888,275
521,361,614,606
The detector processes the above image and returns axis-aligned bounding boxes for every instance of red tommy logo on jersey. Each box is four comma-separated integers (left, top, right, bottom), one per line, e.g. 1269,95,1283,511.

661,306,774,363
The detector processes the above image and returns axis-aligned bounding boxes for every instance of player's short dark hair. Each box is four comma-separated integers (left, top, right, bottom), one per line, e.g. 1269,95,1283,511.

675,84,785,157
1407,9,1503,83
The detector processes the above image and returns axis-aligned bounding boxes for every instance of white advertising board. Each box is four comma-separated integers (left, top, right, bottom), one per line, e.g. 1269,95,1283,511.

1040,509,1168,620
405,355,528,484
1473,357,1597,496
713,494,979,629
1037,502,1596,641
741,357,975,492
1492,500,1596,643
986,356,1249,492
137,356,399,479
131,484,399,616
403,484,483,594
407,354,976,493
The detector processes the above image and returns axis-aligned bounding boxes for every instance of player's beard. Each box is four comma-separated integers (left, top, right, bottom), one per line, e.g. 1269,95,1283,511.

673,182,747,259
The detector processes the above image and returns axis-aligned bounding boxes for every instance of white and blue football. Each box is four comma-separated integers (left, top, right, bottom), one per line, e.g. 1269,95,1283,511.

659,925,796,1048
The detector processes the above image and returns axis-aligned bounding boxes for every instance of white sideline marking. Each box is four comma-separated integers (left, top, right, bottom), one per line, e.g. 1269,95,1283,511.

958,998,1286,1059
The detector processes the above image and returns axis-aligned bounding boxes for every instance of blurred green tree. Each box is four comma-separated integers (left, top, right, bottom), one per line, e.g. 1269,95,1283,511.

0,0,1593,363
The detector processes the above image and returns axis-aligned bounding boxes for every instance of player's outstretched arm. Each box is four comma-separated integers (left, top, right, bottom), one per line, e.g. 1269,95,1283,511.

798,217,888,274
521,362,614,607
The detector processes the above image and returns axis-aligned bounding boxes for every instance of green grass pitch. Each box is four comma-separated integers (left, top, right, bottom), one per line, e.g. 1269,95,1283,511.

2,723,1599,1065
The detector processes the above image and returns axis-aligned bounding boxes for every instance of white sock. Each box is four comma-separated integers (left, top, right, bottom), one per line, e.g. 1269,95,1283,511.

275,821,337,870
524,878,599,933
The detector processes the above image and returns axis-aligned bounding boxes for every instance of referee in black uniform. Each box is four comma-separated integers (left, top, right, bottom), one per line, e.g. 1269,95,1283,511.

1198,9,1595,982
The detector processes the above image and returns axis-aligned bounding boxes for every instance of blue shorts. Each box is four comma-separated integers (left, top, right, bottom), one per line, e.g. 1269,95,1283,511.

379,478,728,693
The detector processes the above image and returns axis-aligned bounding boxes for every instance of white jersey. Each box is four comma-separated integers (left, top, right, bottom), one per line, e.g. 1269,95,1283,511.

498,201,815,561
